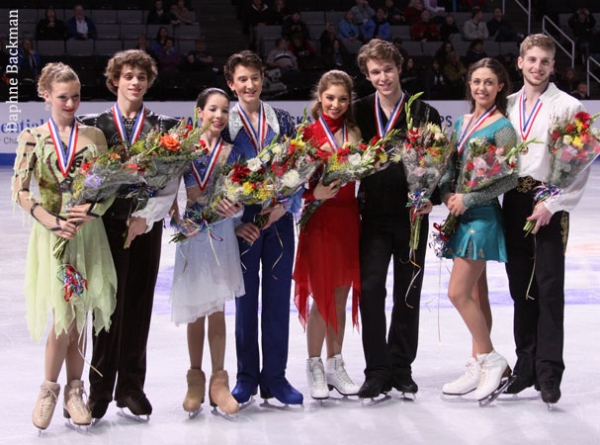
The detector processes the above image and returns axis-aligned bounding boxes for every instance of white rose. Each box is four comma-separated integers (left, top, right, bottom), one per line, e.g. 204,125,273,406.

260,153,271,163
271,144,282,154
247,157,263,172
563,135,573,145
282,170,301,188
348,153,362,166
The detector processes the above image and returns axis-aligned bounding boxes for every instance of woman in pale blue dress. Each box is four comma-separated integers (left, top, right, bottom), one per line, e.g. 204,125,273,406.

440,58,518,403
170,89,244,417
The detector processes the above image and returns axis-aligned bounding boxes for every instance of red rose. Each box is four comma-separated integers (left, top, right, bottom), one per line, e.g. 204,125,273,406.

551,130,561,141
370,135,381,145
465,161,475,171
565,124,576,133
575,111,590,123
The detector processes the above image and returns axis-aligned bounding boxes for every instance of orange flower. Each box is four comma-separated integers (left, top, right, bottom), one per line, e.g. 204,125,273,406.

110,153,121,160
160,134,181,152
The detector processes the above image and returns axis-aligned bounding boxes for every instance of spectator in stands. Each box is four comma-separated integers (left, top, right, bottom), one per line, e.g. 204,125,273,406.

462,7,488,41
272,0,291,26
400,57,420,94
498,52,522,88
458,0,485,11
464,38,487,67
487,8,522,42
17,39,42,79
151,26,170,55
135,35,154,57
434,40,455,62
383,0,406,25
557,66,580,94
319,25,352,71
351,0,376,26
36,8,67,41
66,5,97,41
320,22,337,54
147,0,178,25
283,11,310,42
570,81,590,100
405,0,425,26
423,58,447,99
244,0,274,36
171,0,197,25
183,38,218,73
568,8,596,65
442,50,466,98
439,14,460,41
392,37,410,70
410,9,440,41
423,0,444,24
289,35,323,71
156,37,182,72
338,10,362,44
267,38,299,72
362,8,391,42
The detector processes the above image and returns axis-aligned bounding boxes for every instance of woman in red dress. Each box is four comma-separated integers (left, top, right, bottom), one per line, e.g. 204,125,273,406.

293,70,362,400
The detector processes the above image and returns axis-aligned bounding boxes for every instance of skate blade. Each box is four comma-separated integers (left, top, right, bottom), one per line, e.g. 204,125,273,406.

399,391,416,401
259,399,304,410
360,394,391,406
117,408,150,423
186,407,202,419
90,417,102,427
65,419,90,434
238,397,255,411
478,374,518,407
211,406,239,421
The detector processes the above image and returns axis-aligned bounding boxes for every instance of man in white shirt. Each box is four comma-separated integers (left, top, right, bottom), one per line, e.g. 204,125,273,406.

462,7,489,41
503,34,590,406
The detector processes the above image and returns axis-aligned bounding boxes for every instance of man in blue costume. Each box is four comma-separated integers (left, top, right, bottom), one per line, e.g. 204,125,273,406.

222,50,303,406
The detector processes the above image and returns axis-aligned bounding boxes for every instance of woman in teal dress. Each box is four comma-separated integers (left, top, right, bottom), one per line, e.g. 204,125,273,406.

12,63,117,431
439,58,518,403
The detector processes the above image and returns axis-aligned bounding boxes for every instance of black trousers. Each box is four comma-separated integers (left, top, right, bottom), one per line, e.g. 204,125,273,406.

503,185,568,386
359,213,429,381
89,210,163,403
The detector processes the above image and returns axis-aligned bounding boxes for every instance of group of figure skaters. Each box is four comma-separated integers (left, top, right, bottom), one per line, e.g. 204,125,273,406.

11,32,590,432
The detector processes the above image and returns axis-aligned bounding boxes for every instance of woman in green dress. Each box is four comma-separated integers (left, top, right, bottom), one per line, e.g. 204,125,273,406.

12,63,117,431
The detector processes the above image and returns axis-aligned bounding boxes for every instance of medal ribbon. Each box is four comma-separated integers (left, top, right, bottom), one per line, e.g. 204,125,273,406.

457,104,497,154
318,115,347,151
191,137,223,191
112,103,146,145
47,118,78,178
237,102,267,155
519,89,545,141
375,91,405,138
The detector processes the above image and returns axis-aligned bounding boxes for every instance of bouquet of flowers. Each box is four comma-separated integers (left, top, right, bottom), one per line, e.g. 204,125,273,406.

400,92,453,251
126,119,208,211
260,117,320,209
298,130,401,229
434,135,533,254
52,141,149,260
169,199,224,243
523,110,600,235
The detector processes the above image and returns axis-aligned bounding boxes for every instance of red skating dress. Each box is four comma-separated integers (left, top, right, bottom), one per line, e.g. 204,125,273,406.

293,115,361,332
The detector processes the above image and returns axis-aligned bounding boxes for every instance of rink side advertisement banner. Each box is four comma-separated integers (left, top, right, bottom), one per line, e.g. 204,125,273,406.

1,100,599,165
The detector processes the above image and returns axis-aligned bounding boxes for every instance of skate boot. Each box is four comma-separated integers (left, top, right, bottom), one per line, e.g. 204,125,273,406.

32,380,60,431
325,354,360,396
443,357,481,396
63,380,92,430
116,393,152,422
474,350,512,406
358,377,392,399
183,368,205,418
260,378,304,405
87,397,110,424
306,357,329,400
209,370,240,417
231,380,258,409
540,382,561,408
393,374,418,399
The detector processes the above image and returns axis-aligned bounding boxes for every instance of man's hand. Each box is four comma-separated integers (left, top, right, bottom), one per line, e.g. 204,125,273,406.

527,202,552,234
235,222,261,244
125,216,147,248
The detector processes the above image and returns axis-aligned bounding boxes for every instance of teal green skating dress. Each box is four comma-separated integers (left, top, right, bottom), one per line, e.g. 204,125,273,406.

12,127,117,342
440,116,518,262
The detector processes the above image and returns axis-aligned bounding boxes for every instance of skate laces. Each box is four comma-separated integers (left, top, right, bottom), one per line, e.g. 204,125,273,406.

38,386,59,417
332,359,354,386
67,385,89,415
309,360,326,385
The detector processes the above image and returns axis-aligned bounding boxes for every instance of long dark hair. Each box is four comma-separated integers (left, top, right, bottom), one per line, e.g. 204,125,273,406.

466,57,511,115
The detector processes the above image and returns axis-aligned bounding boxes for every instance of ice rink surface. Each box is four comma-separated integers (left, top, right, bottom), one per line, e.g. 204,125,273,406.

1,164,599,445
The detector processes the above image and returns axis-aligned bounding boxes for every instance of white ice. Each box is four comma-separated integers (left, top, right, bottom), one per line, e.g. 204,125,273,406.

1,164,599,445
